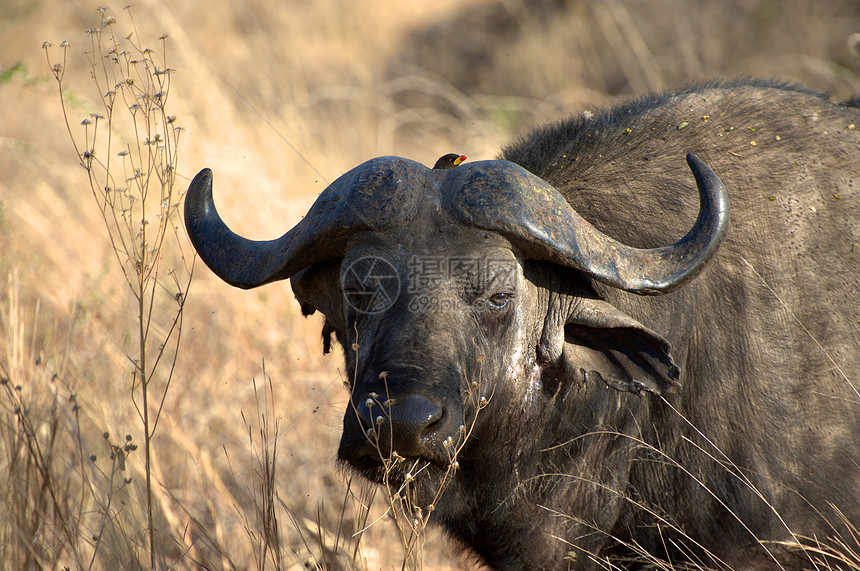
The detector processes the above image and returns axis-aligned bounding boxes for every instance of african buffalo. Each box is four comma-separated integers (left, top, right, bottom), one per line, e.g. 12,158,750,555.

185,81,860,569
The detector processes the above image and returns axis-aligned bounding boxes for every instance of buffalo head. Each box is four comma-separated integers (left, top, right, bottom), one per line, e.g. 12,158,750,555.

184,154,728,557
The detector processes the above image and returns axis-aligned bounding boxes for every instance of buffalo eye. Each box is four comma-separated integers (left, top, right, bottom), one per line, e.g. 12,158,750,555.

487,292,512,310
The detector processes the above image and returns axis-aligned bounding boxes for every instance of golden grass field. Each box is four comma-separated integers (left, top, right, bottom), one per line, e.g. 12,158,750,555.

1,1,859,569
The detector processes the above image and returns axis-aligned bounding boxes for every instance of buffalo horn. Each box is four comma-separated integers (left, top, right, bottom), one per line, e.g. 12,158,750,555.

183,157,424,289
185,154,728,295
442,154,729,294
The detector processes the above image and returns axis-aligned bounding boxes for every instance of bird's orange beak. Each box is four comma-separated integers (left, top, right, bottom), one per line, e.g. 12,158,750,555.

454,155,467,166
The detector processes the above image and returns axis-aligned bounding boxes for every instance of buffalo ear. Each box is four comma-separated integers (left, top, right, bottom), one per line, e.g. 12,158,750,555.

321,319,340,355
563,298,681,395
291,261,347,354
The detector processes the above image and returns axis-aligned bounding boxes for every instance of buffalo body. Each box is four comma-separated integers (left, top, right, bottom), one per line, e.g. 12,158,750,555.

185,82,860,569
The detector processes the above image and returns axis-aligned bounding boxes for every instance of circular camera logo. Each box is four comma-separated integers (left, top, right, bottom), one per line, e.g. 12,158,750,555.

341,256,400,314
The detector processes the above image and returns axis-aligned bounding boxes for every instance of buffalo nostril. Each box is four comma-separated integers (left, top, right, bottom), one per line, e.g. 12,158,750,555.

396,395,442,431
387,395,444,456
423,414,442,437
354,394,446,457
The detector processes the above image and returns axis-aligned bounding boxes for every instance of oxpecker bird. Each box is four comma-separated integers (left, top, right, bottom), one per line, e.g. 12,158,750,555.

432,153,467,169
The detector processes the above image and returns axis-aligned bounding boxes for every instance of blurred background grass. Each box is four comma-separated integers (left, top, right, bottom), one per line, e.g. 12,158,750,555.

1,0,859,568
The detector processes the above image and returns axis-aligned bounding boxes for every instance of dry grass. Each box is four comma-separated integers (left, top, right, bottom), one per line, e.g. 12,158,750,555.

44,11,191,564
1,1,859,569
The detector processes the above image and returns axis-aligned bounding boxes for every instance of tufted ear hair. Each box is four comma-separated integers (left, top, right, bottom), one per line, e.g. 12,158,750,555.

291,260,348,354
541,296,681,395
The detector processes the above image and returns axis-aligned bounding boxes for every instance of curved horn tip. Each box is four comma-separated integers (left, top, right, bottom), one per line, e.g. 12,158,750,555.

685,154,725,193
194,167,213,180
185,167,216,234
185,168,215,219
685,153,700,168
614,153,729,295
685,153,730,223
188,168,213,196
